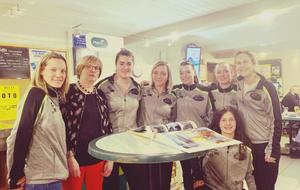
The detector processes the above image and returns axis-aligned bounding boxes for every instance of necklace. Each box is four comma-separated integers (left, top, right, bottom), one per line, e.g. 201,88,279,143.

77,80,95,94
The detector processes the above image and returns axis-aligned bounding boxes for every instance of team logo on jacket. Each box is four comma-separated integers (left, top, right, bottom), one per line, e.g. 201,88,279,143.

250,92,261,101
193,95,204,101
163,98,172,105
129,88,139,95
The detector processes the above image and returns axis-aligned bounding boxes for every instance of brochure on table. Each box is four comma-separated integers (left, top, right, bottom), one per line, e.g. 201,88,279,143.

129,121,241,153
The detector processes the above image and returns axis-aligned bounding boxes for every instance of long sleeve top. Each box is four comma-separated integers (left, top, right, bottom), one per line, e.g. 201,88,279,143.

203,145,256,190
236,73,282,158
96,74,141,133
7,87,68,188
172,83,211,128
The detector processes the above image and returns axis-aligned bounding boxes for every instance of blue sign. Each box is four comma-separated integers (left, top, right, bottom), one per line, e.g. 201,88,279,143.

73,35,86,48
91,37,108,48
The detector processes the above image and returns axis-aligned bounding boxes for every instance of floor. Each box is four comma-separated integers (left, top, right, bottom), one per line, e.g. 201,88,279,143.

243,136,300,190
274,136,300,190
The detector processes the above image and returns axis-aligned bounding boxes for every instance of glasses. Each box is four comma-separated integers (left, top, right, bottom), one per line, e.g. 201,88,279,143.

85,65,100,71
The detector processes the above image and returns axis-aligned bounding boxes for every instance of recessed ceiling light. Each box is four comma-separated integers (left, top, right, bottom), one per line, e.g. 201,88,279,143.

259,11,274,21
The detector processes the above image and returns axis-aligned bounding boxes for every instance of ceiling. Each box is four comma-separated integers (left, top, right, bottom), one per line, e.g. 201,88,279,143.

0,0,299,52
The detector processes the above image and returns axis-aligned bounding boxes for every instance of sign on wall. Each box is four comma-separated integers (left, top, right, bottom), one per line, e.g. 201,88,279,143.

0,46,30,79
0,85,20,122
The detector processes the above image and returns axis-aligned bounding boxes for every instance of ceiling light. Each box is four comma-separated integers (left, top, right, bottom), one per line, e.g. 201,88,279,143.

259,11,274,21
144,39,150,47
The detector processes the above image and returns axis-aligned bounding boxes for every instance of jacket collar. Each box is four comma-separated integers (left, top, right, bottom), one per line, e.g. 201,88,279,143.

107,73,140,88
182,83,197,91
218,83,234,93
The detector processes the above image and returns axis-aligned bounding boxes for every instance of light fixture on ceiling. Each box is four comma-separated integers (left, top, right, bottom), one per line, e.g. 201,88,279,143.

144,39,150,47
259,11,274,21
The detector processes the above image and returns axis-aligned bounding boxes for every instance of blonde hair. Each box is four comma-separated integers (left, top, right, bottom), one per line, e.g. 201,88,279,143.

214,63,232,82
33,52,69,100
234,50,257,65
76,55,102,79
151,61,173,92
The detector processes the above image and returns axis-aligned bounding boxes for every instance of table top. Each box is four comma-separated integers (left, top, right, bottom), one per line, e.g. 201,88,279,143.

88,132,205,164
282,112,300,121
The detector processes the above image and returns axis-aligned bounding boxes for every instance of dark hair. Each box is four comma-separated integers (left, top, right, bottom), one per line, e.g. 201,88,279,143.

180,61,199,84
115,48,141,77
209,106,252,160
115,48,134,65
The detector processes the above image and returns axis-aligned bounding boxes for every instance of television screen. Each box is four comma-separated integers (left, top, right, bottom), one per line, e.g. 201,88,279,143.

186,47,201,65
186,47,201,77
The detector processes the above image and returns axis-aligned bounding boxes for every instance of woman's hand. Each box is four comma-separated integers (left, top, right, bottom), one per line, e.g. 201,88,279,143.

9,176,26,190
102,161,114,177
67,156,81,177
265,154,276,163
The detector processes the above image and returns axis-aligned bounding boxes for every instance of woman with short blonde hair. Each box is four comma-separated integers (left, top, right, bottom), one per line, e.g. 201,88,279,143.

61,55,113,190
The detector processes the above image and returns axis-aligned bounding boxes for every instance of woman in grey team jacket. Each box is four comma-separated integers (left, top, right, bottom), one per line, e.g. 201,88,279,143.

202,106,256,190
139,61,176,190
208,63,238,113
7,52,69,190
172,61,211,190
234,51,281,190
96,49,143,190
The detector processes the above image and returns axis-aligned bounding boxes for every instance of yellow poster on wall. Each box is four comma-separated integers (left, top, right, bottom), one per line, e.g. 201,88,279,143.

0,85,20,122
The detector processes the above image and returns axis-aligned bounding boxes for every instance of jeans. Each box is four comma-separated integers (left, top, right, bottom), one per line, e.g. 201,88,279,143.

25,181,62,190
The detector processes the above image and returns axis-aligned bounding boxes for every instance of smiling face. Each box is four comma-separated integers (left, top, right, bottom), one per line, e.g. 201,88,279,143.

219,111,236,137
152,65,168,89
180,64,195,85
235,53,256,78
215,64,231,86
116,55,133,79
41,58,66,88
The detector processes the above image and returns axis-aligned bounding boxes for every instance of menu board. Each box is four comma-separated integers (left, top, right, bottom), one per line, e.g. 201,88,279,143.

0,46,30,79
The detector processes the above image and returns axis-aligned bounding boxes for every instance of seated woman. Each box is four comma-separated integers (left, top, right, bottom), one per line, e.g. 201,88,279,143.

202,106,256,190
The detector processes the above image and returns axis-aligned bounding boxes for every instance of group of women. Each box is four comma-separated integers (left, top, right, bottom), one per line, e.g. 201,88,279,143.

6,49,281,190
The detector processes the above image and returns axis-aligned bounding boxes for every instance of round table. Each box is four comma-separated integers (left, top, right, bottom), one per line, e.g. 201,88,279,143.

88,132,205,163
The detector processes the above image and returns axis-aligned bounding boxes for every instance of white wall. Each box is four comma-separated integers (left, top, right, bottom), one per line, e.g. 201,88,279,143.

0,31,124,82
203,50,300,95
126,38,300,95
126,37,206,85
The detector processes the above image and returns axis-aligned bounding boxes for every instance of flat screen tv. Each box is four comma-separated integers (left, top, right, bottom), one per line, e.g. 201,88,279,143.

186,47,201,76
186,47,201,65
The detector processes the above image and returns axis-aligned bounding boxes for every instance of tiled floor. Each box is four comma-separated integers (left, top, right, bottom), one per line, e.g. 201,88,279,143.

275,136,300,190
275,155,300,190
244,136,300,190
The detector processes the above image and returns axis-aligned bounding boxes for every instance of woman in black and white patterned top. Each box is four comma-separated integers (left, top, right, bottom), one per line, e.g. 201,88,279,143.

60,56,112,190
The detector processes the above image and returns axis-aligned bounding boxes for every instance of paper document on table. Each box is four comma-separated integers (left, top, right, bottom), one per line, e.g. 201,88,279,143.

129,121,241,153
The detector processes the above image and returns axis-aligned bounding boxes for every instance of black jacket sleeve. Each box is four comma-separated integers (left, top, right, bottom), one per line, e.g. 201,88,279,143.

9,87,45,188
264,82,282,159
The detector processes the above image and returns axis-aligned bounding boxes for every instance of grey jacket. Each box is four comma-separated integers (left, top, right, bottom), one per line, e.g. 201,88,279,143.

97,74,141,133
236,74,282,158
203,145,256,190
139,86,176,126
209,83,238,112
7,87,68,187
172,83,211,128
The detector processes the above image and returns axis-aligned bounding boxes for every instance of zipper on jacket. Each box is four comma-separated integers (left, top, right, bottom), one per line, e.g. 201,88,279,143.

226,146,229,181
123,96,126,128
